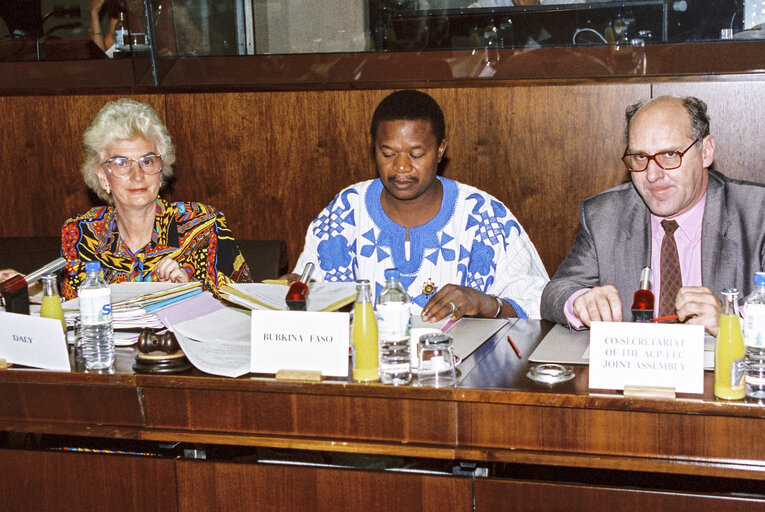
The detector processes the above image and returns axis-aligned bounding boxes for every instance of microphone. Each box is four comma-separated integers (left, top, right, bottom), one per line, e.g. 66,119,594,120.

631,266,654,323
0,257,67,315
285,262,315,311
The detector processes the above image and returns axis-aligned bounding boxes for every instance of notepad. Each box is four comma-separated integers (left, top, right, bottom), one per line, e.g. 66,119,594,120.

219,282,356,312
411,316,511,362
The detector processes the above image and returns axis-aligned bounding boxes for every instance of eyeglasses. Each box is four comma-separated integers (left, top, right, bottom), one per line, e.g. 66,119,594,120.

622,139,699,172
103,154,163,178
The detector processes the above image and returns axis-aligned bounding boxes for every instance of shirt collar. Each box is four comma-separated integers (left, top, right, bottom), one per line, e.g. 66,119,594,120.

650,191,707,243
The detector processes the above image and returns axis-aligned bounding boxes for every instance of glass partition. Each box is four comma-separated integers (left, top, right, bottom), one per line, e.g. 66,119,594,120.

1,0,763,86
367,0,765,51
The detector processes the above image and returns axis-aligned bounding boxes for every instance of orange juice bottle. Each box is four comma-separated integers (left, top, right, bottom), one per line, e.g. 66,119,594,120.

715,288,746,400
40,274,66,331
352,280,379,382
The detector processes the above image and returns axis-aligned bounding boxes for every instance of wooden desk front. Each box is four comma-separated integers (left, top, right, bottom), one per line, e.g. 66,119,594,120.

0,320,763,511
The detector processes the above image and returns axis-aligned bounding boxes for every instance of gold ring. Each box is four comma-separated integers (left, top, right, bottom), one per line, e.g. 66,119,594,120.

448,301,457,314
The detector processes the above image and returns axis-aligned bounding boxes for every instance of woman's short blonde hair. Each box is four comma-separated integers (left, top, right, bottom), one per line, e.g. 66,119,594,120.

81,98,176,203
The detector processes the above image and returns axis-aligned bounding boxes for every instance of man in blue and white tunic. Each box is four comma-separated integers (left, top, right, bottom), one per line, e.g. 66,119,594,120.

293,90,549,322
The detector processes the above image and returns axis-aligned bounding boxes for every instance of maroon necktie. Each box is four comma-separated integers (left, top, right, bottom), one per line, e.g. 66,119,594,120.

659,220,682,317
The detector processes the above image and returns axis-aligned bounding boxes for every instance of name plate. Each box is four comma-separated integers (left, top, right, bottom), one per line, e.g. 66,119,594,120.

0,312,70,371
250,311,349,377
589,321,704,394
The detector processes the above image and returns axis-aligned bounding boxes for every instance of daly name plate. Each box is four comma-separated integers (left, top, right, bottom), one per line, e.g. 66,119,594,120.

0,312,70,371
250,311,349,377
589,321,704,394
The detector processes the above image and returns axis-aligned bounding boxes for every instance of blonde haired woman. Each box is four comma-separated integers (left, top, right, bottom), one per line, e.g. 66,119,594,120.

61,98,251,298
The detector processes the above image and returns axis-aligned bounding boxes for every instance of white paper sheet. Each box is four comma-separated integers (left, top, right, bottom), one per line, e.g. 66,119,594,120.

173,328,250,378
171,307,251,343
529,324,590,365
412,315,510,361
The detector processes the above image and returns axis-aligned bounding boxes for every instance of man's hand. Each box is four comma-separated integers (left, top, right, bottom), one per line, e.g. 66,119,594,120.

675,286,721,336
278,273,300,284
421,284,511,323
572,285,622,326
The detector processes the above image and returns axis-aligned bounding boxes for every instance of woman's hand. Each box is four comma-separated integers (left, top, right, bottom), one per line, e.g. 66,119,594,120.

1,268,42,298
0,269,21,283
420,284,509,323
154,257,190,284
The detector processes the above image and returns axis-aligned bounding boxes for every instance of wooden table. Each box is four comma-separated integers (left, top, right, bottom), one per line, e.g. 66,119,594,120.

1,320,763,511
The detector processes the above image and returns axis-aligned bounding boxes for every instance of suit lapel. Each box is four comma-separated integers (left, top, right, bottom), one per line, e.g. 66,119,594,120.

702,173,737,296
616,189,651,314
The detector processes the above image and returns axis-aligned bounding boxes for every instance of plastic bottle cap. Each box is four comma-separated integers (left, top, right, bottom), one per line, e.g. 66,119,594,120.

384,268,400,280
84,261,101,273
755,272,765,287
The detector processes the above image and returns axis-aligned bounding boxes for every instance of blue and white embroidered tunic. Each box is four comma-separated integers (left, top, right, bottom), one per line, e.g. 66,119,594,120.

294,177,549,319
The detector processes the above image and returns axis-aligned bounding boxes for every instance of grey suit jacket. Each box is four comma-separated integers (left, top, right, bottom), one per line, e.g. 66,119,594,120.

541,170,765,326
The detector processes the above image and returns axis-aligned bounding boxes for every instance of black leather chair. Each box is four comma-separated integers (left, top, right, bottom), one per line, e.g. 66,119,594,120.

236,239,289,282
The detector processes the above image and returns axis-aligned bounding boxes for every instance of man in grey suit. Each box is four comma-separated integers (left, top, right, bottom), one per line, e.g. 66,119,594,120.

541,95,765,336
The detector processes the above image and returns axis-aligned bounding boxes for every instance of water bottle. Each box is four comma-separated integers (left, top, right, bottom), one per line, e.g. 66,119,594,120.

376,268,411,385
114,12,129,53
743,272,765,400
79,261,115,370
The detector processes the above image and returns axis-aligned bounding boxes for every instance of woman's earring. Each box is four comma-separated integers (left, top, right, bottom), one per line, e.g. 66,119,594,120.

105,183,111,194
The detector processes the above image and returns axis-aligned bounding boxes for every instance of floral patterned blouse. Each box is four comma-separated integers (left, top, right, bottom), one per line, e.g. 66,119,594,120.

61,197,251,298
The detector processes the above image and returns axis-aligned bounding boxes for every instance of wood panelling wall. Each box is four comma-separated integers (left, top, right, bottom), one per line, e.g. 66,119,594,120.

1,79,763,276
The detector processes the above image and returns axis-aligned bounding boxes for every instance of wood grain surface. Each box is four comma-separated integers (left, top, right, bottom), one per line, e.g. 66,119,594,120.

475,479,763,512
0,93,164,238
0,320,763,509
177,460,473,512
0,449,177,512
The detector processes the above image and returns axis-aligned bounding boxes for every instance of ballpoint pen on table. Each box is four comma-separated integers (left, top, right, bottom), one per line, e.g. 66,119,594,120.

507,335,522,359
651,314,679,323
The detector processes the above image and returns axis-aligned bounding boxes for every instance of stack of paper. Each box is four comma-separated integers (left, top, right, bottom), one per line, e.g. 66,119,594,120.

169,307,253,377
63,282,206,333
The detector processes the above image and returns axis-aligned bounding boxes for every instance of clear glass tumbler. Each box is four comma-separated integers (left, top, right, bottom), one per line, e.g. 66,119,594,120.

418,332,456,387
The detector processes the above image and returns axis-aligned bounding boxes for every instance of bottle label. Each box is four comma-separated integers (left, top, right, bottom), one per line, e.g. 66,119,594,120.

743,304,765,348
730,357,746,389
376,302,410,341
79,287,112,325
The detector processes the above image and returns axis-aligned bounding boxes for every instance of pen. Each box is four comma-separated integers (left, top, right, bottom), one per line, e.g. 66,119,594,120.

507,335,522,359
650,314,679,323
